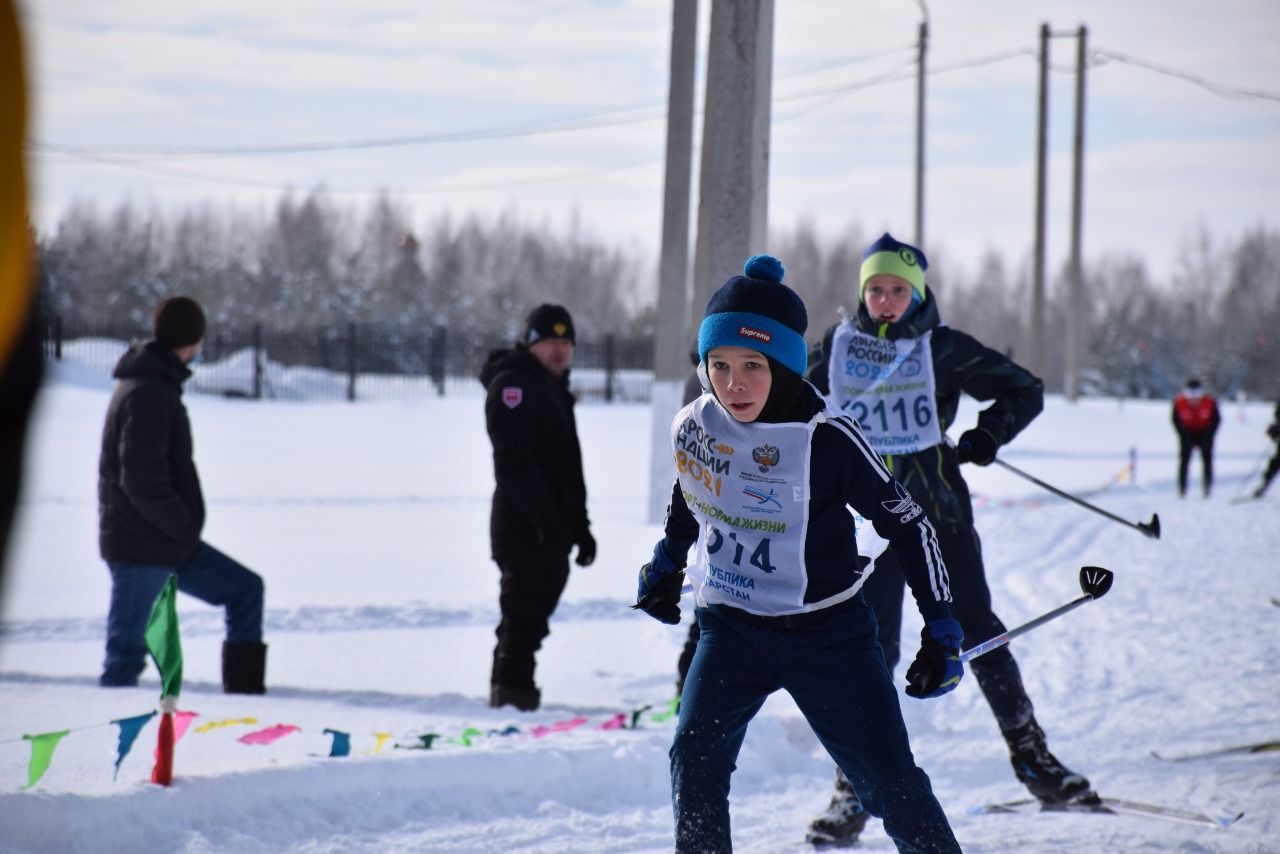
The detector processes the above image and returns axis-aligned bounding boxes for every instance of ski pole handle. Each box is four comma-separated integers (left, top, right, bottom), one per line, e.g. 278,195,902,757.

959,566,1114,664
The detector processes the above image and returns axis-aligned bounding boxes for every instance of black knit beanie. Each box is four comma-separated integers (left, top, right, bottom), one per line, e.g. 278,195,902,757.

153,296,206,349
522,303,576,345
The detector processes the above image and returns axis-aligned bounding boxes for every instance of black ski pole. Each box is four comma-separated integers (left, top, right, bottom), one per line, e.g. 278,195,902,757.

990,456,1160,539
1229,446,1271,503
960,566,1114,663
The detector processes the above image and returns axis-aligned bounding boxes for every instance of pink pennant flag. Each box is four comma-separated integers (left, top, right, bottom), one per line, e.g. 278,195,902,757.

531,716,588,738
238,724,300,745
599,713,627,730
173,711,199,743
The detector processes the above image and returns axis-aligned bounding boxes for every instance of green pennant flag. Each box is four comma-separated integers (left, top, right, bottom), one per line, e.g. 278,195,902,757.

144,576,183,700
22,730,70,789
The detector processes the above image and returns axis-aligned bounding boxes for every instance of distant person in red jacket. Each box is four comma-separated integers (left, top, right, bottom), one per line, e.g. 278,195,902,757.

1172,378,1221,497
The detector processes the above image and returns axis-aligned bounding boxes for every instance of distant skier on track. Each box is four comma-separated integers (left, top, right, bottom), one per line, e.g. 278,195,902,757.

1251,402,1280,499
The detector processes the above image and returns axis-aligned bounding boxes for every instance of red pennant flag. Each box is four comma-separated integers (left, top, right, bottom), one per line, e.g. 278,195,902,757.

151,710,174,786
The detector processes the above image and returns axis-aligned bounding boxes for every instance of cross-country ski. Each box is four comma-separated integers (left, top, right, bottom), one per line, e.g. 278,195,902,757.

1153,740,1280,762
974,796,1244,830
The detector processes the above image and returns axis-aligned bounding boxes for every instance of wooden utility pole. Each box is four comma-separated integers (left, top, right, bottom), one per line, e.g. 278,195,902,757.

1030,22,1049,378
914,18,928,247
647,0,699,522
1065,25,1088,401
688,0,774,324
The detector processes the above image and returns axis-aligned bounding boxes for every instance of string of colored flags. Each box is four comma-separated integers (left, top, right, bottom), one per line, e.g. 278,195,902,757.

12,697,682,790
9,573,681,791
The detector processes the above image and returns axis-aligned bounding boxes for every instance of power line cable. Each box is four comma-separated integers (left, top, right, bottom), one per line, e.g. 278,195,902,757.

34,42,1277,196
31,43,919,161
33,47,1027,193
34,145,660,196
777,47,1033,120
1092,47,1280,103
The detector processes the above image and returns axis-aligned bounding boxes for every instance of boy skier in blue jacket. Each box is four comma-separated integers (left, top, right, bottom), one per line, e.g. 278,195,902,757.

635,254,964,854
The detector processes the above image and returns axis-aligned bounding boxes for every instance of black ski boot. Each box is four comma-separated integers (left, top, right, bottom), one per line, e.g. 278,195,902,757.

222,641,267,694
805,768,869,848
1005,720,1094,803
490,645,540,711
489,683,540,712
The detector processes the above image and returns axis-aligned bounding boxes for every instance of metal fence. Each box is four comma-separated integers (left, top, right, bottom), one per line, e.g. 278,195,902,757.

41,317,657,403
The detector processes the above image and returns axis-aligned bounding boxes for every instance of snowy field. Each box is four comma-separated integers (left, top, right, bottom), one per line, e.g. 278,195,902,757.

1,361,1277,853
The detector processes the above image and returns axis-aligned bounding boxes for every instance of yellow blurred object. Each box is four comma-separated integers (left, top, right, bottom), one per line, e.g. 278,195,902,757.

0,0,33,369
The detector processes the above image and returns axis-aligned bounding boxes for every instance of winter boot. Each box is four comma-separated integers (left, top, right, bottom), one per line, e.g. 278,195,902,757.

222,641,267,694
805,768,870,848
490,645,539,711
489,683,541,712
1005,719,1094,803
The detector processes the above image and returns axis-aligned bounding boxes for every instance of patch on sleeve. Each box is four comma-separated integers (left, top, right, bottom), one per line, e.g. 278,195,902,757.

502,387,523,409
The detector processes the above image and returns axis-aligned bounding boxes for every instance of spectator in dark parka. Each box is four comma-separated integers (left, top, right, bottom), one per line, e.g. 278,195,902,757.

98,296,267,693
480,304,596,712
1171,377,1221,497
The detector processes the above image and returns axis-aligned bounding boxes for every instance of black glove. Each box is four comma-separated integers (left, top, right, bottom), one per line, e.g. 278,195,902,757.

633,568,684,624
574,530,597,567
632,542,684,625
955,428,998,465
905,619,965,699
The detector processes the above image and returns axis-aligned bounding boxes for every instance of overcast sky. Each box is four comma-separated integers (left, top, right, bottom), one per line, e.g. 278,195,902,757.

21,0,1280,287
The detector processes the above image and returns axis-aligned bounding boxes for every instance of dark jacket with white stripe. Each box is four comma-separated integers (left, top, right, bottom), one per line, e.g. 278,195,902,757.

660,383,953,624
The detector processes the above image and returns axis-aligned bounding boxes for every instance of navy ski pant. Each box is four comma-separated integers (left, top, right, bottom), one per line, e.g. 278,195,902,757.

670,601,960,854
864,522,1034,734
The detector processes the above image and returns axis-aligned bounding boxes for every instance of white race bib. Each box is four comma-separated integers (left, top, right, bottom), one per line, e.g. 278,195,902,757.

826,323,942,455
670,397,815,615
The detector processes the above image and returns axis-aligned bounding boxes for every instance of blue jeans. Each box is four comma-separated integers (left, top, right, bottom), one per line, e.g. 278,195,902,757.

101,541,264,687
671,602,960,854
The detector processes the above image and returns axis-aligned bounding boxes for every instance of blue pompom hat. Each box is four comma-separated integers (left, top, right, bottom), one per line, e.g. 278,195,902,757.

697,254,808,377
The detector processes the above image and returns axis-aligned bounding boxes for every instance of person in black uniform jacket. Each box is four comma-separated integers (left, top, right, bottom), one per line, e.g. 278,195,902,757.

98,296,267,693
480,304,596,711
803,233,1092,846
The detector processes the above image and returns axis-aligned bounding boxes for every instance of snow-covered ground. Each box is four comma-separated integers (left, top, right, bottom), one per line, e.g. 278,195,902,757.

1,362,1277,853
